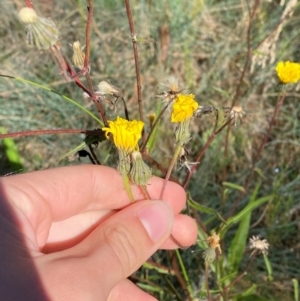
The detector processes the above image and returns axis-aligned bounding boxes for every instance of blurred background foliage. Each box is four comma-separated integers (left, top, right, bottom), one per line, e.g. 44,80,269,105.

0,0,299,300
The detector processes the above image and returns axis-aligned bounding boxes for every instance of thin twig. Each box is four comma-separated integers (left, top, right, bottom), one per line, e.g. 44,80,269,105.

213,252,257,301
183,119,232,189
168,250,193,301
221,0,260,209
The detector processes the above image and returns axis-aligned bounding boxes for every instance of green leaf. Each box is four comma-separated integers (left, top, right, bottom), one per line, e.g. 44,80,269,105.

227,183,261,273
223,182,245,193
0,127,23,171
146,101,162,154
220,194,273,236
188,196,226,225
0,74,103,125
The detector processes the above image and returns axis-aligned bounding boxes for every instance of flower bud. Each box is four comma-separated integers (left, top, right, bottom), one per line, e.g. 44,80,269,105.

96,81,122,98
130,151,152,186
72,41,85,70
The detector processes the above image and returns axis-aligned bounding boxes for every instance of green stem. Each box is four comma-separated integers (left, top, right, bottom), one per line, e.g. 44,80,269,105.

175,249,193,297
159,143,182,199
122,173,134,202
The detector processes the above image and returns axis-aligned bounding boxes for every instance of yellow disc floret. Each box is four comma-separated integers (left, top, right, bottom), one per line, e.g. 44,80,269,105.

276,61,300,84
102,116,144,153
171,93,199,123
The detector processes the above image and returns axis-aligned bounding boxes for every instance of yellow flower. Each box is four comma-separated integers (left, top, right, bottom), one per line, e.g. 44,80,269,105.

276,61,300,84
171,93,199,123
102,116,144,153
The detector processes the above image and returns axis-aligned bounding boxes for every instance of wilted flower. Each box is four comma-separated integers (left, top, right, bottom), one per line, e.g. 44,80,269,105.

223,106,247,127
194,105,216,118
249,235,269,256
158,75,181,102
202,233,222,264
130,151,152,186
72,41,85,70
96,81,122,98
147,113,156,127
276,61,300,84
18,7,59,50
171,93,199,123
102,116,144,174
178,146,198,171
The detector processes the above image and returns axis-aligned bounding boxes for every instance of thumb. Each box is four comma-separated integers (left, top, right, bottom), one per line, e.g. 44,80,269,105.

67,200,173,297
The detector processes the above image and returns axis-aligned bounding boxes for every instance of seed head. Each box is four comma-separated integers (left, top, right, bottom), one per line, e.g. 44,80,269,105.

18,7,59,50
249,235,269,256
223,105,247,127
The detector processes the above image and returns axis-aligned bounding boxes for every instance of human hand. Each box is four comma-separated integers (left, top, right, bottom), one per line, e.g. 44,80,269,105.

0,165,197,301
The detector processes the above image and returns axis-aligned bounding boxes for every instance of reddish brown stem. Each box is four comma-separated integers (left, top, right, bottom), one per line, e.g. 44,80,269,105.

227,92,286,218
124,0,144,127
24,0,33,8
221,0,260,209
0,129,86,139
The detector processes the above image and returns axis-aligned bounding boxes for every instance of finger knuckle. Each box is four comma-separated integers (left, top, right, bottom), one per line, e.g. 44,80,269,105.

103,223,139,275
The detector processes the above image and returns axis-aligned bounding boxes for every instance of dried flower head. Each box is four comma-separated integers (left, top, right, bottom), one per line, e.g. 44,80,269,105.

147,113,156,127
202,233,222,264
223,106,247,126
72,41,85,70
158,76,181,102
172,94,199,123
96,81,122,98
165,75,180,94
18,7,59,50
249,235,269,255
130,151,152,186
194,105,217,118
178,146,198,171
276,61,300,84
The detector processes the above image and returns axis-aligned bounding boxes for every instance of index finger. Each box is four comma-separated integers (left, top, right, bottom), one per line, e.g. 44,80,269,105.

1,165,186,222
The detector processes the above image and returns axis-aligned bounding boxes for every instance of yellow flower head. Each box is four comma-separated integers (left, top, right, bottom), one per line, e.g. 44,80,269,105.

102,116,144,153
171,93,199,123
276,61,300,84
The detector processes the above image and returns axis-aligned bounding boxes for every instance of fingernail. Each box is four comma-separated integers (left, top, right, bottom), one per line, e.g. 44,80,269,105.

138,201,173,242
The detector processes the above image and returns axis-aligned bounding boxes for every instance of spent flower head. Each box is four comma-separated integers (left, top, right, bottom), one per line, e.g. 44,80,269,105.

249,235,269,256
223,106,247,127
276,61,300,84
158,76,181,102
202,233,222,264
18,7,59,50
